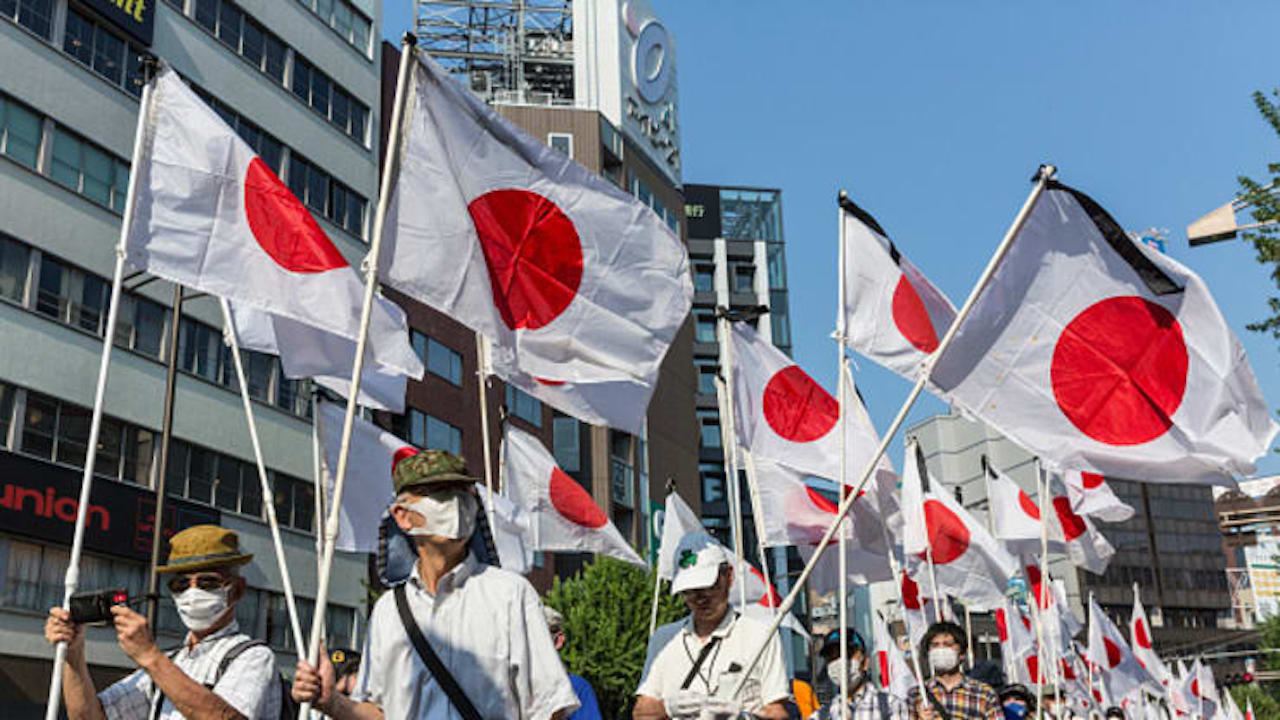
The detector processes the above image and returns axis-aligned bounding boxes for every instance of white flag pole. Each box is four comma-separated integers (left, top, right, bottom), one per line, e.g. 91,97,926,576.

728,165,1056,703
44,60,157,720
312,395,329,576
475,334,498,529
739,451,778,621
1033,458,1051,716
712,326,747,609
219,298,306,653
648,558,663,636
882,528,930,703
835,195,850,720
297,34,416,718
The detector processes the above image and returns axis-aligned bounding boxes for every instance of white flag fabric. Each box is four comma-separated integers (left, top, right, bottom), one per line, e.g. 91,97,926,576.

986,467,1067,558
381,50,692,386
931,180,1277,484
995,600,1039,687
1222,687,1245,720
1177,660,1219,719
898,569,950,651
1088,596,1158,701
653,492,773,605
1062,469,1136,523
732,323,894,485
1129,591,1171,688
872,612,914,699
483,340,651,434
229,302,418,413
503,424,644,566
316,399,413,553
482,489,534,575
902,441,1017,609
126,68,416,377
840,195,957,379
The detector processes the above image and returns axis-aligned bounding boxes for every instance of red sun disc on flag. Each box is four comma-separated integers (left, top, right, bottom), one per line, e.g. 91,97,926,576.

1018,489,1040,519
995,609,1009,642
804,485,838,514
243,158,349,273
1050,296,1188,446
548,466,607,528
922,499,970,564
1026,655,1040,681
1191,679,1200,697
901,572,922,610
762,366,839,442
1052,496,1087,541
1082,472,1105,489
878,653,890,686
1134,618,1152,649
391,446,420,477
1061,659,1077,680
750,565,781,607
1103,637,1123,668
469,189,584,331
891,275,940,353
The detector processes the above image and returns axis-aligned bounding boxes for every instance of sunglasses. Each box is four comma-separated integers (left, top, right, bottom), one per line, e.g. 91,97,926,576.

167,573,230,594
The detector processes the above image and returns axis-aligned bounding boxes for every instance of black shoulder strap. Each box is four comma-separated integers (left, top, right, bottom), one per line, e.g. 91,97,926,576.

394,583,483,720
215,638,268,686
925,684,953,720
680,635,722,691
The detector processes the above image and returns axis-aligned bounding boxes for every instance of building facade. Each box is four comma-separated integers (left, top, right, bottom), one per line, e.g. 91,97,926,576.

0,0,380,711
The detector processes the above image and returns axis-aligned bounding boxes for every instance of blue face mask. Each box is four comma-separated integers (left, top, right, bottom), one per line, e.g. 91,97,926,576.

1003,701,1028,720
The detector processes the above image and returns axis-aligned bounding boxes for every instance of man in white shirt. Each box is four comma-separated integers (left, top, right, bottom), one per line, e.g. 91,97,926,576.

44,524,281,719
634,532,791,720
291,449,579,719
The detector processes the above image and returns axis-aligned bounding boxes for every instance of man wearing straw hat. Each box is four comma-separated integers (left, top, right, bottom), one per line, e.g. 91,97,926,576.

291,449,580,719
44,524,281,718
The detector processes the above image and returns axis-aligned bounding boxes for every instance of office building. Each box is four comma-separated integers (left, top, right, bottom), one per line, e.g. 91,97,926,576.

0,0,381,710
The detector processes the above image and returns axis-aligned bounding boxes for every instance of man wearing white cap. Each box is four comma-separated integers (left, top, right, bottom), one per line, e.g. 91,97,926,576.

633,532,791,720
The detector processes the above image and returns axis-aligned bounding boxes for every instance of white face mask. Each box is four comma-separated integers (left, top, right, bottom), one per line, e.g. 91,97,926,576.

399,489,477,540
825,657,866,690
174,586,231,632
928,646,960,674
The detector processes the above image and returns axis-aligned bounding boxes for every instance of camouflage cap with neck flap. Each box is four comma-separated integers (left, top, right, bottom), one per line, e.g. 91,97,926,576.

392,449,479,495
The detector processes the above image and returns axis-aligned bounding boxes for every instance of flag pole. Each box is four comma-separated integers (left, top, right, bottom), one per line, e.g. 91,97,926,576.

715,314,748,608
648,556,663,636
312,392,328,576
219,298,306,653
44,58,158,720
835,194,850,720
739,451,779,620
1034,458,1051,715
297,33,416,719
882,529,930,703
475,334,498,529
728,164,1056,703
144,281,182,628
1088,593,1097,717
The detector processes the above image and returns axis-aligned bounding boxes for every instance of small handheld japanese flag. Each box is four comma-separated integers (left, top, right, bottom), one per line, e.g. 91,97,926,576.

1062,469,1136,523
502,424,644,566
1129,590,1170,687
841,194,957,380
872,612,914,699
932,180,1277,483
1088,596,1158,701
381,50,692,386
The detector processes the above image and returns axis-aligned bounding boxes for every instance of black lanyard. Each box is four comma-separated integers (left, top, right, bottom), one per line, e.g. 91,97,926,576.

680,613,738,694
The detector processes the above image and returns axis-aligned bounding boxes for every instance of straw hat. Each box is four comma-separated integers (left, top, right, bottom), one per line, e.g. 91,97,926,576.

155,525,253,574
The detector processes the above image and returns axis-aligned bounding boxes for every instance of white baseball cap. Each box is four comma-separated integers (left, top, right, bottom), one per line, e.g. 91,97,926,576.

670,532,730,595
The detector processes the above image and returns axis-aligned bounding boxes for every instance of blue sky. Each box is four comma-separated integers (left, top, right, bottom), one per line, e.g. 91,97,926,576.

383,2,1280,476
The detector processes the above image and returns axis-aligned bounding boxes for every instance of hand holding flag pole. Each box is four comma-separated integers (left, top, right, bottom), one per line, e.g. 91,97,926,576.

297,33,418,719
728,165,1057,704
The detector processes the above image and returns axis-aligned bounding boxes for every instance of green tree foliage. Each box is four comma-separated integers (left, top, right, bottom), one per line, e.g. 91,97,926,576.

543,557,688,720
1230,682,1280,717
1238,90,1280,341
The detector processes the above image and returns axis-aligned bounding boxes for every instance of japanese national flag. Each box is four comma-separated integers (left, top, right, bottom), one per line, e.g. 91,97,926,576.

381,51,692,386
731,323,895,485
902,440,1017,609
316,399,416,553
1177,660,1219,718
840,195,957,380
931,180,1277,484
654,491,774,605
1088,596,1158,701
125,68,412,370
229,301,420,413
986,466,1064,557
872,612,914,699
1048,475,1116,574
1062,469,1136,523
1246,696,1255,720
898,570,950,651
1129,591,1171,688
995,600,1039,686
502,424,644,566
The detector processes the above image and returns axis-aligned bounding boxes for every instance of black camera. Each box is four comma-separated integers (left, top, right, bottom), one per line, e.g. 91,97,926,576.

69,588,129,624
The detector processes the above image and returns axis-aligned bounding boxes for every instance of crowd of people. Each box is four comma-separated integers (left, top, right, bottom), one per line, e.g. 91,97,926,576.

44,450,1152,719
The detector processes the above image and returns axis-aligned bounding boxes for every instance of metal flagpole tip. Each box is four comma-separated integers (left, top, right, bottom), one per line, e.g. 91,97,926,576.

1033,164,1058,183
402,32,418,47
838,189,849,203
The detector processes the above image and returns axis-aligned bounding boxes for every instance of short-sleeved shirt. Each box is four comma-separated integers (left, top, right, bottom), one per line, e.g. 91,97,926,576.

906,676,1001,720
568,674,603,720
351,553,580,719
809,683,905,719
97,620,280,719
637,611,791,713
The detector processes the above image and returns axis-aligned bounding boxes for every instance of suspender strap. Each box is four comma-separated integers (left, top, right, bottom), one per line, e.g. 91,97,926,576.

394,583,483,720
680,636,723,691
925,684,954,720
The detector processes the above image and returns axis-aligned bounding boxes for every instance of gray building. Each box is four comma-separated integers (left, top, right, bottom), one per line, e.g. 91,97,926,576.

0,0,379,710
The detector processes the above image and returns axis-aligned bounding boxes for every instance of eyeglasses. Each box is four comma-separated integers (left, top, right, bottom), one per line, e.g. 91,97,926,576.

167,573,229,594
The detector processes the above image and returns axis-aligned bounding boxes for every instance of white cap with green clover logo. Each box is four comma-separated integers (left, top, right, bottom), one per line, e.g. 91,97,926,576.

670,532,730,595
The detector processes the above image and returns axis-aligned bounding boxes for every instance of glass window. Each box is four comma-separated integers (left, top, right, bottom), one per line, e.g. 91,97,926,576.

11,0,53,39
292,479,314,532
179,319,221,381
306,164,329,215
310,70,331,119
694,313,716,344
700,462,726,503
63,8,94,66
80,142,113,206
263,35,287,83
94,416,123,479
332,3,352,43
0,383,13,447
216,1,242,50
122,426,154,485
214,455,242,511
132,295,167,358
411,411,462,455
314,0,334,23
50,129,82,191
695,358,718,395
77,273,108,334
272,474,294,529
351,13,371,53
91,24,125,85
194,0,218,31
771,307,791,351
21,392,56,459
0,234,30,303
241,466,263,518
693,264,714,293
331,88,350,136
350,103,367,144
427,337,462,385
548,133,572,158
36,257,67,320
698,409,721,449
733,265,755,294
552,416,580,473
506,385,542,427
291,56,312,103
766,244,787,290
241,18,264,66
1,95,42,168
187,446,214,503
55,403,90,467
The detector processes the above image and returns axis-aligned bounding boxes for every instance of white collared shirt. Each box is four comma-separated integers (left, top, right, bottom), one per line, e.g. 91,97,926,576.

352,553,579,719
97,620,281,719
637,610,791,713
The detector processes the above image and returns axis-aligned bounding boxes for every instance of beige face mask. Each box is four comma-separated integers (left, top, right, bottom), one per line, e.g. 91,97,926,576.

399,488,477,540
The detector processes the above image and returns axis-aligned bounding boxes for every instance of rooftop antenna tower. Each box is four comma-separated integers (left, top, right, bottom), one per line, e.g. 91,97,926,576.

414,0,575,106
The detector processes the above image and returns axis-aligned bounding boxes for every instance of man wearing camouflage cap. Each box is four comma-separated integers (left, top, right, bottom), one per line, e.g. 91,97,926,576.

292,449,579,719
